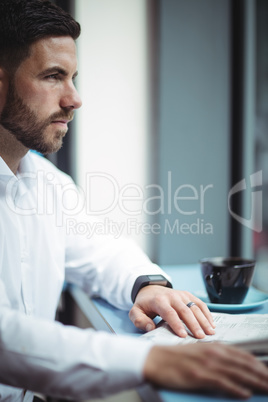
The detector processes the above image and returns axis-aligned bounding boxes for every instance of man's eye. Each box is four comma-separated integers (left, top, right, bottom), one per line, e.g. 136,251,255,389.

46,74,59,80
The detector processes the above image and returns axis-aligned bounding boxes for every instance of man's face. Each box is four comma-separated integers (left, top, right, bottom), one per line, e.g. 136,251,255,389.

0,36,82,154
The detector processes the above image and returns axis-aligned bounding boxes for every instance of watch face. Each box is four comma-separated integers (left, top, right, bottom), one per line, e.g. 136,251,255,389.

147,275,165,281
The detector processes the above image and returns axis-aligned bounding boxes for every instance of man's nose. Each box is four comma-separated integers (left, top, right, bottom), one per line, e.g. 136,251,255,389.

60,83,82,110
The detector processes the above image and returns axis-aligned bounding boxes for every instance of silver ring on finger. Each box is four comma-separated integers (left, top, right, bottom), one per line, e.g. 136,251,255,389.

186,301,196,308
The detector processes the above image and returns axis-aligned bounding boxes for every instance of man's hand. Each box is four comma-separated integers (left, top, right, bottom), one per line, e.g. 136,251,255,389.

143,342,268,399
129,285,215,338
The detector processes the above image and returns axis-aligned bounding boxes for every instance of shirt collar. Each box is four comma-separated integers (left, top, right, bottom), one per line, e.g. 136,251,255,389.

0,151,34,181
0,157,15,179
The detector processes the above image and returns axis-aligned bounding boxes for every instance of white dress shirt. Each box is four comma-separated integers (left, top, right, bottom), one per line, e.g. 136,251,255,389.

0,152,167,401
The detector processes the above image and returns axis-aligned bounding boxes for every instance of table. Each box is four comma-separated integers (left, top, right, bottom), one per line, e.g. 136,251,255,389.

69,264,268,402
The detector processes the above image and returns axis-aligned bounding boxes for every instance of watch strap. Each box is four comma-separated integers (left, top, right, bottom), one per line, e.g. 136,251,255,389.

131,274,173,303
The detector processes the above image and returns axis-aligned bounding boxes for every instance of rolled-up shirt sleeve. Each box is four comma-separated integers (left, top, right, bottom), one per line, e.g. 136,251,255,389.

65,230,169,310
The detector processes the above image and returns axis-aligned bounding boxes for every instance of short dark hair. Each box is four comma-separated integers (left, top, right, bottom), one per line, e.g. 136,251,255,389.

0,0,81,72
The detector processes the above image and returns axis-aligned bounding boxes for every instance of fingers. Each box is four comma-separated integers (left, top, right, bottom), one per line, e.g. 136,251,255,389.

143,342,268,399
174,299,215,338
168,304,205,338
130,285,218,339
189,293,216,328
152,301,189,337
158,292,215,339
201,344,268,398
131,286,216,338
129,296,190,337
128,306,156,332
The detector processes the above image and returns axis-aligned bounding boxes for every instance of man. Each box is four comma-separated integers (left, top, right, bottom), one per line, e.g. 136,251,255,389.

0,1,267,401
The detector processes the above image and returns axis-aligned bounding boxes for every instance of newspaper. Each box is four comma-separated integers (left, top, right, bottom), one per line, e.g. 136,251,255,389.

142,313,268,364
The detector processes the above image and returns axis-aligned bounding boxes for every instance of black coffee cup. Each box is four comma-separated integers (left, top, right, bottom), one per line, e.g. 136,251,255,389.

200,257,256,304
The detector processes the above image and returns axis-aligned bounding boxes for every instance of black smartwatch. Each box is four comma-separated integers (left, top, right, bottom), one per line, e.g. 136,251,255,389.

131,274,173,303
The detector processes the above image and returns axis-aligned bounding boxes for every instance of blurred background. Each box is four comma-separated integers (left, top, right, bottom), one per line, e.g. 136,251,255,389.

50,0,267,292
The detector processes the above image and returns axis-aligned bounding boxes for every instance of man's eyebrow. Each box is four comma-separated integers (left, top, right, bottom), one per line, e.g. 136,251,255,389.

39,66,78,78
